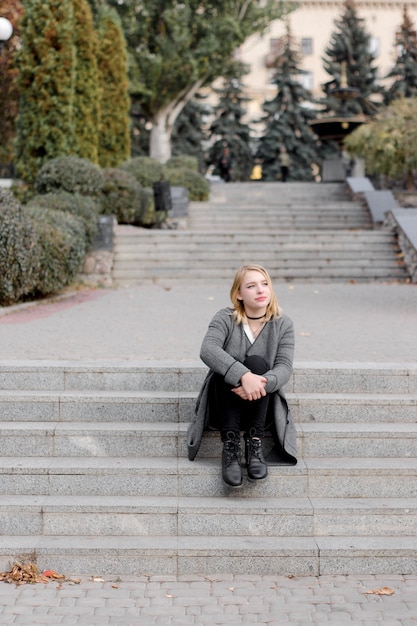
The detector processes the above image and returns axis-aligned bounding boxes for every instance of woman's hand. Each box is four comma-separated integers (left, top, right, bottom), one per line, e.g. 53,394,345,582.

232,372,267,401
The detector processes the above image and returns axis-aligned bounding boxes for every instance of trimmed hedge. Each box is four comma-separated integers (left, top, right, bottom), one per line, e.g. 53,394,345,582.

25,205,87,296
35,156,104,196
140,187,157,226
120,156,165,188
166,155,199,172
121,155,209,205
27,191,99,247
100,168,143,224
165,167,209,201
0,189,40,306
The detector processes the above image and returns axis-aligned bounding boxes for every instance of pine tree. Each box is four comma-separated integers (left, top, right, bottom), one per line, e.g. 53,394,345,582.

171,96,210,173
96,6,131,168
208,66,254,181
384,7,417,105
14,0,75,185
321,0,380,116
256,23,320,181
72,0,100,163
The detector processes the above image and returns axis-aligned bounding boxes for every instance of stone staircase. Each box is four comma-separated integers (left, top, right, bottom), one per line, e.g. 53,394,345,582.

0,360,416,576
112,182,409,284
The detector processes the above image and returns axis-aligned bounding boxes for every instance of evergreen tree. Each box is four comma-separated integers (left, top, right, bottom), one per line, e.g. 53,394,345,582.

208,66,254,181
130,106,151,158
384,7,417,105
96,6,131,168
72,0,100,163
321,0,379,116
105,0,287,162
171,96,210,173
0,1,22,168
256,23,320,181
14,0,75,185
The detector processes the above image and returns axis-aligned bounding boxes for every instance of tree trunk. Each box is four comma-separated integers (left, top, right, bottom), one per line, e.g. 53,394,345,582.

149,111,173,163
149,79,205,163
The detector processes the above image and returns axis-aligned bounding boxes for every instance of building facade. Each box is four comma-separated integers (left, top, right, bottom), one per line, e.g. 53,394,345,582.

239,0,417,119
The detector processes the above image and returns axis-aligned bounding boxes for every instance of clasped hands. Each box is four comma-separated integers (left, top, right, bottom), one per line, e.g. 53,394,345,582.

232,371,267,401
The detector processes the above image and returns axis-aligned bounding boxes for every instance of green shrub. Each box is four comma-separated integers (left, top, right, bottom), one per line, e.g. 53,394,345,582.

120,156,165,188
0,189,40,306
164,167,209,201
27,191,99,247
35,156,104,197
166,155,199,172
140,187,158,226
25,205,87,296
100,168,143,224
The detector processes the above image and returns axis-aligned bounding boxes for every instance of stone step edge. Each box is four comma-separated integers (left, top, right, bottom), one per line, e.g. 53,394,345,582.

1,457,417,473
1,421,417,435
0,360,414,373
0,390,415,402
0,535,415,557
1,495,416,514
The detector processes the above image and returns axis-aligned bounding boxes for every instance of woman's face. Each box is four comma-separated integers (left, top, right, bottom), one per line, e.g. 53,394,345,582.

237,270,271,315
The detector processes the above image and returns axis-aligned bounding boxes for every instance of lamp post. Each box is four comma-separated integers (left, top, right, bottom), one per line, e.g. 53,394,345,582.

0,17,13,53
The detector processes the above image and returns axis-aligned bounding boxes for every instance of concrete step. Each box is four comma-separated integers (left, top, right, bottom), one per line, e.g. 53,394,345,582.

113,268,407,283
0,389,415,423
114,257,403,269
2,495,416,538
114,247,398,258
114,228,394,241
111,180,410,283
0,360,416,576
1,421,417,459
1,456,417,498
0,534,415,576
0,361,415,394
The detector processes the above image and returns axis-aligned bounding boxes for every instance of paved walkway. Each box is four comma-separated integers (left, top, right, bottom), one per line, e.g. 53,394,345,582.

0,280,416,624
0,573,416,625
0,281,416,363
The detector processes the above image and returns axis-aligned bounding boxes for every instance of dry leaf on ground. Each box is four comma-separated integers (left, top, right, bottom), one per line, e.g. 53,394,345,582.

362,586,395,596
0,562,66,585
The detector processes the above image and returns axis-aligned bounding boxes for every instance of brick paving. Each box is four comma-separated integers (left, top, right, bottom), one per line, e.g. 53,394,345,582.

0,574,416,625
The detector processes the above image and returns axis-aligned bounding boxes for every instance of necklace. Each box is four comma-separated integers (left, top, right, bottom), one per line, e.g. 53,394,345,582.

248,321,264,336
246,314,266,320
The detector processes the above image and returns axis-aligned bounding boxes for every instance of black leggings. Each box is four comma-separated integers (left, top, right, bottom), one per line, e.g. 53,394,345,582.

212,355,270,441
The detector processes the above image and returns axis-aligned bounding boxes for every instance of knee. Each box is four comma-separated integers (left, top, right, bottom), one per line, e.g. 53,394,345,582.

244,355,268,375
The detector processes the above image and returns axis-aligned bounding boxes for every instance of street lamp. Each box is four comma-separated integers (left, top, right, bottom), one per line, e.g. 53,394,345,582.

0,17,13,53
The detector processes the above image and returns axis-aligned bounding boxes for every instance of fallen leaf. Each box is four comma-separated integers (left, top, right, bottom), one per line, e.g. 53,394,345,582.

92,576,105,583
43,570,65,580
363,586,394,596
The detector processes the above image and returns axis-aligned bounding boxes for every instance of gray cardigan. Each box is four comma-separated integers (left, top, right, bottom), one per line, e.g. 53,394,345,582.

187,307,297,463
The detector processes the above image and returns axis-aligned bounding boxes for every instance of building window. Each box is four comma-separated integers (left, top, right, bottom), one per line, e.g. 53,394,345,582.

299,71,314,90
369,37,380,57
301,38,313,55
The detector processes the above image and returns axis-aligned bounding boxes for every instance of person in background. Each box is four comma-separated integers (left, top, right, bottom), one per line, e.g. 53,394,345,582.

218,142,232,182
278,146,291,182
187,264,297,488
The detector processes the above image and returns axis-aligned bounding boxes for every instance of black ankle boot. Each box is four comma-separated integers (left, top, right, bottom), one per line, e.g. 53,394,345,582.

222,432,242,487
245,436,268,481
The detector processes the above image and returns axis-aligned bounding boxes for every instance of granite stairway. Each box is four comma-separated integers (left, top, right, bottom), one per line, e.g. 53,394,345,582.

112,182,409,284
0,360,416,576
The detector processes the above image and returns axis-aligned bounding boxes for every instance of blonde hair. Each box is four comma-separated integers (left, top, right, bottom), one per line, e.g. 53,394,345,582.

230,264,282,324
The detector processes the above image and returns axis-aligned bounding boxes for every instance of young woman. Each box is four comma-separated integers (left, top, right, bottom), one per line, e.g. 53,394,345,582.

187,264,297,488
